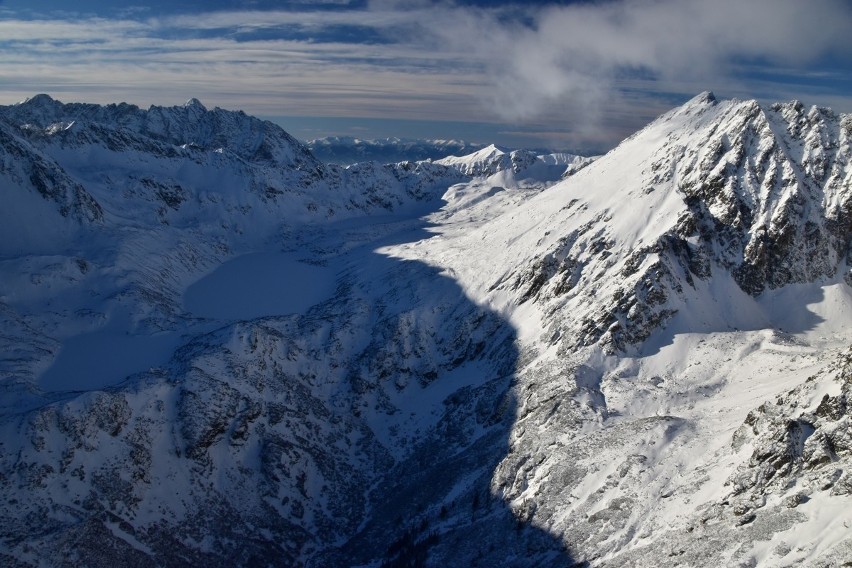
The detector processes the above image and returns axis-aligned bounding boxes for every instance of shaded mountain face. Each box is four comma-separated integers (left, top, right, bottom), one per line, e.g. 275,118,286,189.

0,93,851,567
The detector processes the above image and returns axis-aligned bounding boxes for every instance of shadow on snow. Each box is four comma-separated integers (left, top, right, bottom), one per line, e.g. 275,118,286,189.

305,213,581,567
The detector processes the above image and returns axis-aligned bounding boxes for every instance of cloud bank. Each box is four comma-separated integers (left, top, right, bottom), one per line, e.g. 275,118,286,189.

414,0,852,144
0,0,850,150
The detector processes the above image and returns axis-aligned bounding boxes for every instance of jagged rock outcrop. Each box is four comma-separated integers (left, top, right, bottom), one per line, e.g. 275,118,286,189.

729,347,852,504
478,93,851,354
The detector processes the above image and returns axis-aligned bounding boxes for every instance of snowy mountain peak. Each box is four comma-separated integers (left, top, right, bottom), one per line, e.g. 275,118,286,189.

19,92,59,107
480,142,506,153
466,94,851,355
183,97,207,110
694,90,717,104
434,142,592,180
11,93,68,123
0,93,327,173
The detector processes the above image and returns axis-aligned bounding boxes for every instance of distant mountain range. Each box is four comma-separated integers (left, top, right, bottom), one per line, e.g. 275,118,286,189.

305,136,485,164
1,92,851,567
305,135,579,165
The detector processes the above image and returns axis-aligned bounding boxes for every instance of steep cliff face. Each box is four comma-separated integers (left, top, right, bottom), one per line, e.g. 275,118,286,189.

1,93,851,567
450,93,852,355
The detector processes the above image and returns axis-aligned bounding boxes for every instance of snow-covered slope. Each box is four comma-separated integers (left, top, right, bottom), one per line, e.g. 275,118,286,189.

1,93,851,567
436,143,593,184
390,91,852,566
423,93,852,348
306,136,488,165
0,95,470,236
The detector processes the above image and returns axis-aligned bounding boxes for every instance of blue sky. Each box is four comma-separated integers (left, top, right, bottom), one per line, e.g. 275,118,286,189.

1,0,850,152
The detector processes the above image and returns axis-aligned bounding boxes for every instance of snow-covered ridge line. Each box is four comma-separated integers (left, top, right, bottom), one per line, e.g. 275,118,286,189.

3,93,316,170
305,135,595,169
0,94,482,253
306,136,488,165
435,143,594,180
426,91,852,354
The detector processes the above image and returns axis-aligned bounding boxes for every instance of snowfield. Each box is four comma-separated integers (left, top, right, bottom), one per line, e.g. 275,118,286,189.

0,92,850,567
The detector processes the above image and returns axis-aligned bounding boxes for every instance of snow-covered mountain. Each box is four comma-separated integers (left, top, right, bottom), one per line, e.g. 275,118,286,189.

435,143,594,184
306,136,488,165
1,92,851,567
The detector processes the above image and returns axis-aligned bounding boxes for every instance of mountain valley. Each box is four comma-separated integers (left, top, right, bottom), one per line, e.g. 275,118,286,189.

0,92,851,567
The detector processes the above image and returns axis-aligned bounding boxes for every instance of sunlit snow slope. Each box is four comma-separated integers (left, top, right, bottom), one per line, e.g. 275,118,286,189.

387,92,852,567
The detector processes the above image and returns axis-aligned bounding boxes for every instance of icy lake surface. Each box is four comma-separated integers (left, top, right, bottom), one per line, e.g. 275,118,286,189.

183,252,336,320
39,315,180,392
39,252,336,392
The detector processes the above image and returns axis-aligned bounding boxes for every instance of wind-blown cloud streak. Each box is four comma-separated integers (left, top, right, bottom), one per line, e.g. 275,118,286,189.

0,0,850,150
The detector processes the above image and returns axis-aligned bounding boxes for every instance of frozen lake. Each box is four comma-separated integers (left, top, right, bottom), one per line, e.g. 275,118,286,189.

39,252,336,392
39,315,180,392
183,251,336,320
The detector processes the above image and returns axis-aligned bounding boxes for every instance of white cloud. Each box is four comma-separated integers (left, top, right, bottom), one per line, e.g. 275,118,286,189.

411,0,852,122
